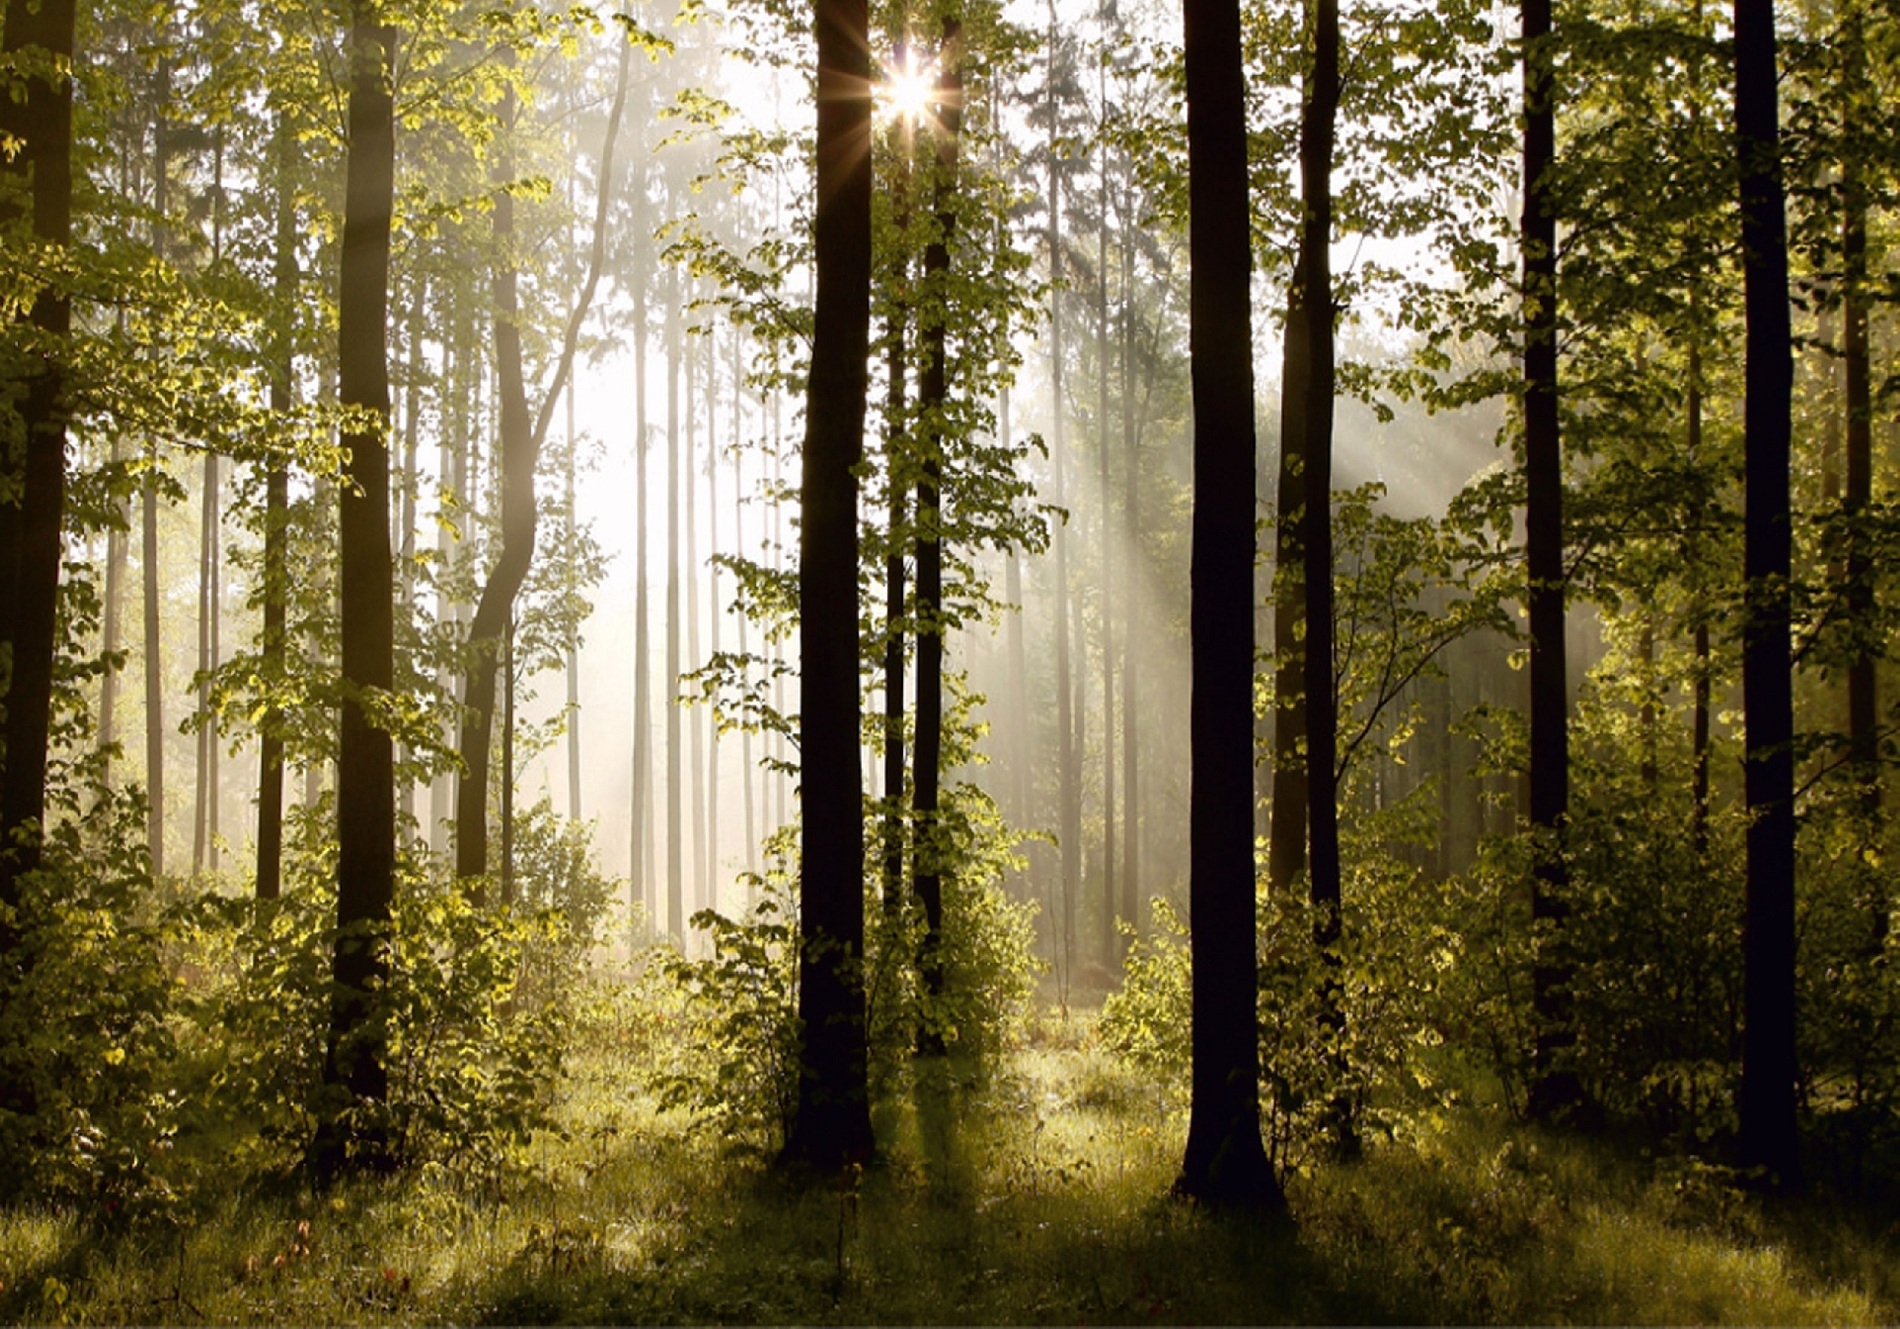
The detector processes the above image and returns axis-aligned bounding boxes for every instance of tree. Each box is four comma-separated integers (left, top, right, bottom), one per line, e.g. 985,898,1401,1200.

0,0,76,934
913,3,966,1036
455,30,630,891
315,4,400,1177
1522,0,1581,1121
1733,0,1800,1191
781,0,876,1171
1175,0,1285,1211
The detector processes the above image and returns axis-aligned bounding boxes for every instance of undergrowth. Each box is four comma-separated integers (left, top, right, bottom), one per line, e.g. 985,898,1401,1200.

0,999,1890,1326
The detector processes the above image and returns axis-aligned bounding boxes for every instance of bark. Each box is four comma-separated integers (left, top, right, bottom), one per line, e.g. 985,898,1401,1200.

1097,57,1117,969
688,334,708,913
915,15,964,1033
781,0,875,1169
1734,0,1801,1190
1047,0,1080,991
316,9,399,1177
1269,254,1310,897
1176,0,1284,1211
665,277,684,939
631,166,653,912
1119,210,1140,944
1522,0,1582,1123
0,0,75,926
1841,4,1878,828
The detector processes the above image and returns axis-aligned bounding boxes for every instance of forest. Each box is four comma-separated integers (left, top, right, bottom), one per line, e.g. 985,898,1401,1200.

1,0,1898,1318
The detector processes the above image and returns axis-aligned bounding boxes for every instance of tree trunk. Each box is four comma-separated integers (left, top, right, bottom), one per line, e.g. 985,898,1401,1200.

688,331,708,915
1841,2,1878,831
316,7,399,1177
914,14,964,1036
1734,0,1801,1191
1047,0,1080,993
881,243,909,913
455,44,628,888
1097,54,1117,969
631,167,654,914
0,0,75,928
1522,0,1581,1122
666,275,684,941
1176,0,1284,1211
1269,255,1309,897
781,0,875,1169
1119,209,1140,944
1298,0,1352,1157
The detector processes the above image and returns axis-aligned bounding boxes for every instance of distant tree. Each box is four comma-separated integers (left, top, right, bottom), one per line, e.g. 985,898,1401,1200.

781,0,876,1170
1175,0,1285,1211
1733,0,1800,1190
455,31,631,893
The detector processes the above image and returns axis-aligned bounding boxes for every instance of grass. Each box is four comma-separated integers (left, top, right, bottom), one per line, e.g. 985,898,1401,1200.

0,1003,1892,1325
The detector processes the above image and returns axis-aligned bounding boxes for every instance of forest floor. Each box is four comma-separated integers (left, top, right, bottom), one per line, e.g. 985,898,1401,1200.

2,996,1896,1326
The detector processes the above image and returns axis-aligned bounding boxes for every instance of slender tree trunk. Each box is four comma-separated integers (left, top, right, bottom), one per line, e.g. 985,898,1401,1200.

1841,3,1878,833
882,240,909,913
1734,0,1801,1190
316,7,399,1176
688,332,708,916
707,340,722,907
1047,0,1080,993
565,378,582,823
455,46,628,888
782,0,875,1168
1298,0,1353,1158
734,326,757,880
195,453,219,874
1522,0,1581,1122
1119,215,1140,944
1269,255,1310,897
100,434,127,782
632,170,653,914
666,276,684,941
395,272,424,836
914,16,964,1035
1176,0,1284,1211
0,0,75,927
1097,53,1117,968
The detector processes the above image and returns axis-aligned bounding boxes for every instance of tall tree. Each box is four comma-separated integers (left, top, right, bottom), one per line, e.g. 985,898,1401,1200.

781,0,876,1170
1521,0,1581,1121
256,112,299,902
0,0,76,927
914,5,965,1034
1734,0,1800,1190
316,4,400,1176
1176,0,1285,1210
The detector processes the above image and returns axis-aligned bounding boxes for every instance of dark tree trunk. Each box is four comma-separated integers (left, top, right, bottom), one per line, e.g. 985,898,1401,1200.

781,0,875,1170
1176,0,1284,1211
1269,257,1309,897
316,9,399,1177
1734,0,1801,1190
914,14,963,1035
0,0,75,931
1297,0,1351,1157
1521,0,1581,1123
1841,4,1878,833
882,239,909,913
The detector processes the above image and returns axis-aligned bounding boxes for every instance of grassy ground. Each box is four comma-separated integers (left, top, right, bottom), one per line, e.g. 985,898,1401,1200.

1,1004,1893,1325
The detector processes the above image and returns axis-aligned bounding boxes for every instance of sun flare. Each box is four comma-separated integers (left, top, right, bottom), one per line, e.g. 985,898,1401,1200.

878,56,939,125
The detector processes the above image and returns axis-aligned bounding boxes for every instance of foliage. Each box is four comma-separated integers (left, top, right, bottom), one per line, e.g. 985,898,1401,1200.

0,780,178,1218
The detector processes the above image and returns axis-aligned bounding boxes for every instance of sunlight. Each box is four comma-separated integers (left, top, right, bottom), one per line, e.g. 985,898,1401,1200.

877,53,939,126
